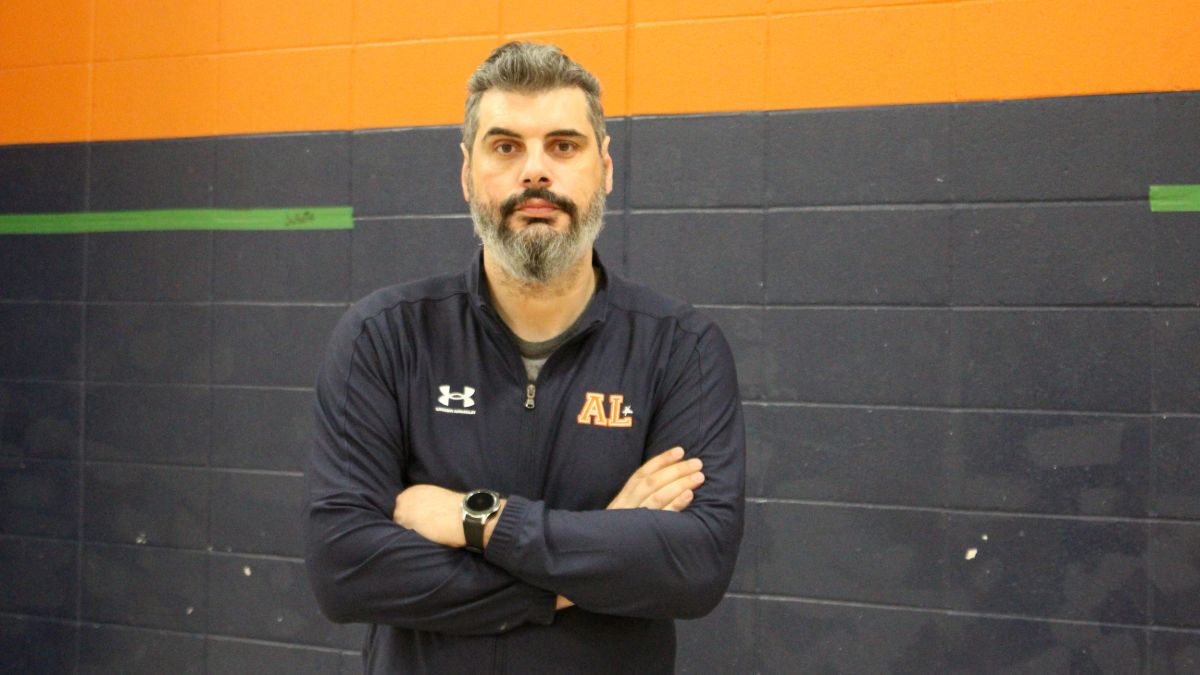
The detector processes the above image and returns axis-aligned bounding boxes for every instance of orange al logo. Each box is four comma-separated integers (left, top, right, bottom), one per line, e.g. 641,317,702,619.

576,392,633,428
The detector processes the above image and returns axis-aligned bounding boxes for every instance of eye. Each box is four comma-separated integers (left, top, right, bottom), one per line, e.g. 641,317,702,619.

551,140,578,155
493,141,519,155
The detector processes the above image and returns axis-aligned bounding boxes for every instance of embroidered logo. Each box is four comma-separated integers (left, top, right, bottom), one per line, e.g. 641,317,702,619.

436,385,477,415
576,392,633,428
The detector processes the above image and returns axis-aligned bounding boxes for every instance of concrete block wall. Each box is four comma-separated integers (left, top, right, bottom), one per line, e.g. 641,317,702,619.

633,95,1200,672
3,90,1199,673
2,1,1199,673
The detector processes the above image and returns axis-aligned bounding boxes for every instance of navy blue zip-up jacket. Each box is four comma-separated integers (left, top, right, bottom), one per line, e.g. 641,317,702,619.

305,252,745,674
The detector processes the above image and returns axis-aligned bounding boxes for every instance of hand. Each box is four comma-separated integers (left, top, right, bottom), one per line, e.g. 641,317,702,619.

563,448,701,612
607,447,703,512
393,484,468,548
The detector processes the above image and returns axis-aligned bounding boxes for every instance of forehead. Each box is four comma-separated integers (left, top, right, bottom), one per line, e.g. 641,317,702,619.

475,87,594,139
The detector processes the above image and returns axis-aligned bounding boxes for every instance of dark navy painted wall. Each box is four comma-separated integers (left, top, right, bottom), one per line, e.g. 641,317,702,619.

2,91,1199,674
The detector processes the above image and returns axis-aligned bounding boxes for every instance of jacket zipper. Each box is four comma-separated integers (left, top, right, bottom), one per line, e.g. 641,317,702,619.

517,316,604,412
513,320,602,498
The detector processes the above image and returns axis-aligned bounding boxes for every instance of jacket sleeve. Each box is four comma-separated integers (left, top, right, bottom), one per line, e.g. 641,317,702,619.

304,307,557,635
483,322,745,619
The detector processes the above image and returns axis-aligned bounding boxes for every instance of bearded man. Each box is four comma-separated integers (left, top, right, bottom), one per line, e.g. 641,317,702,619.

305,42,745,674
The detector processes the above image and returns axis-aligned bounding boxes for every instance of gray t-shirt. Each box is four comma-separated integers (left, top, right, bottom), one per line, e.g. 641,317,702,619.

513,313,586,382
491,267,601,382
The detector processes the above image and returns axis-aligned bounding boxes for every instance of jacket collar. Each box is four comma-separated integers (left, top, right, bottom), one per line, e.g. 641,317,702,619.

467,248,611,332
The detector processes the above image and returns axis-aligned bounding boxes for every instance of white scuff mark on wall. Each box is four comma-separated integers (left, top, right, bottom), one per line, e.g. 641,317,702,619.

965,548,978,560
135,532,147,544
980,533,988,541
186,606,194,615
243,566,253,577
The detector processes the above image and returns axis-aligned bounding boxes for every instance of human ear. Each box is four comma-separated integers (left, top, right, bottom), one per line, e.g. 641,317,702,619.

460,143,471,203
601,135,613,195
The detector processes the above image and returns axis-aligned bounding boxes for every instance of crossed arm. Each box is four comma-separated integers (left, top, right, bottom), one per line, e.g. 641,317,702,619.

306,311,744,634
391,446,707,609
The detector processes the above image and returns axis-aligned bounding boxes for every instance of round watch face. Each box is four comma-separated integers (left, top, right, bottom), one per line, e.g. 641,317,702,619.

466,491,497,513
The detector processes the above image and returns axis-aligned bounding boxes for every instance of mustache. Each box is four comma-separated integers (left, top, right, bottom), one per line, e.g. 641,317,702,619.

499,188,578,221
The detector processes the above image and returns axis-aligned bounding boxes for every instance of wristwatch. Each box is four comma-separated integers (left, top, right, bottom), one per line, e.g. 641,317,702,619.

461,489,503,553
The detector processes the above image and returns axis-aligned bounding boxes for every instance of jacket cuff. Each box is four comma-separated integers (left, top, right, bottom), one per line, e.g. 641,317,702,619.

487,497,558,627
485,494,531,571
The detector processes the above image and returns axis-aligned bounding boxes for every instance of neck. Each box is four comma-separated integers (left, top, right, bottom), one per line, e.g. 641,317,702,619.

483,248,596,343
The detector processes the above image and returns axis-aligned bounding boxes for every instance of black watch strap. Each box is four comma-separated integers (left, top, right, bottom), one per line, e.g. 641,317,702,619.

464,516,486,553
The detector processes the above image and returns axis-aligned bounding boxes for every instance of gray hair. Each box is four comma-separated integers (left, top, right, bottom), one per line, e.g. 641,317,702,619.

463,42,605,154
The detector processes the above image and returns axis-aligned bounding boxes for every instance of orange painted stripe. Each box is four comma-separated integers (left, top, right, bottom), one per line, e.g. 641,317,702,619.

502,0,626,34
356,0,501,42
632,18,768,113
92,57,219,141
634,0,768,23
219,0,352,52
0,0,91,68
0,0,1195,144
0,65,91,144
769,6,955,109
769,0,955,11
953,0,1166,100
94,0,220,61
352,38,500,130
217,48,352,136
1162,0,1200,91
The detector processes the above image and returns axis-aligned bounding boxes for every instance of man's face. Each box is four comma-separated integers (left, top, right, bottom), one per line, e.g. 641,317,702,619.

462,87,613,284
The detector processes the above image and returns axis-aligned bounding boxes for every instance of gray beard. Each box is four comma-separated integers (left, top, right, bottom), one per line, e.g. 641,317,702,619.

470,190,605,285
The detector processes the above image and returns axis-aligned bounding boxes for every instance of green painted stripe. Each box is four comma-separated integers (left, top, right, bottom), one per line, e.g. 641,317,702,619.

0,207,354,235
1150,185,1200,212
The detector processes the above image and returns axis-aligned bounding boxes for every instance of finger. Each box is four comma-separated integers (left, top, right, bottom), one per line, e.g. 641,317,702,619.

634,446,686,479
662,489,694,512
627,457,702,507
618,451,692,505
642,471,704,510
393,493,405,524
608,448,692,509
640,457,703,495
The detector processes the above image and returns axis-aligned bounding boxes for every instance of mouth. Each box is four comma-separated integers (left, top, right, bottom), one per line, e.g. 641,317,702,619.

500,189,575,222
515,199,560,217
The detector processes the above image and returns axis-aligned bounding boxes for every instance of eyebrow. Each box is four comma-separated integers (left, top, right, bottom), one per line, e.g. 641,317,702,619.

482,127,521,139
481,127,589,141
546,129,588,140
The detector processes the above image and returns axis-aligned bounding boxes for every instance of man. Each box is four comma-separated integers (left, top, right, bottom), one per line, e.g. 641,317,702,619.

305,42,745,673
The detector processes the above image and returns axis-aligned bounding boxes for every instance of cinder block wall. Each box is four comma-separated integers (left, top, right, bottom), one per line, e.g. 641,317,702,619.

2,2,1198,673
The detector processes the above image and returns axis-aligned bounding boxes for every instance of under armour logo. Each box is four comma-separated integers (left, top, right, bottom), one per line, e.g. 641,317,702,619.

438,385,475,407
436,385,477,415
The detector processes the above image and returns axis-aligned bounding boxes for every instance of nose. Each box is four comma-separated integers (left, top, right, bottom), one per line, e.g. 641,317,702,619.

520,146,551,188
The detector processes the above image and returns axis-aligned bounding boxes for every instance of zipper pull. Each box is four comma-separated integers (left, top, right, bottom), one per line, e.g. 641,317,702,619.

524,384,536,410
